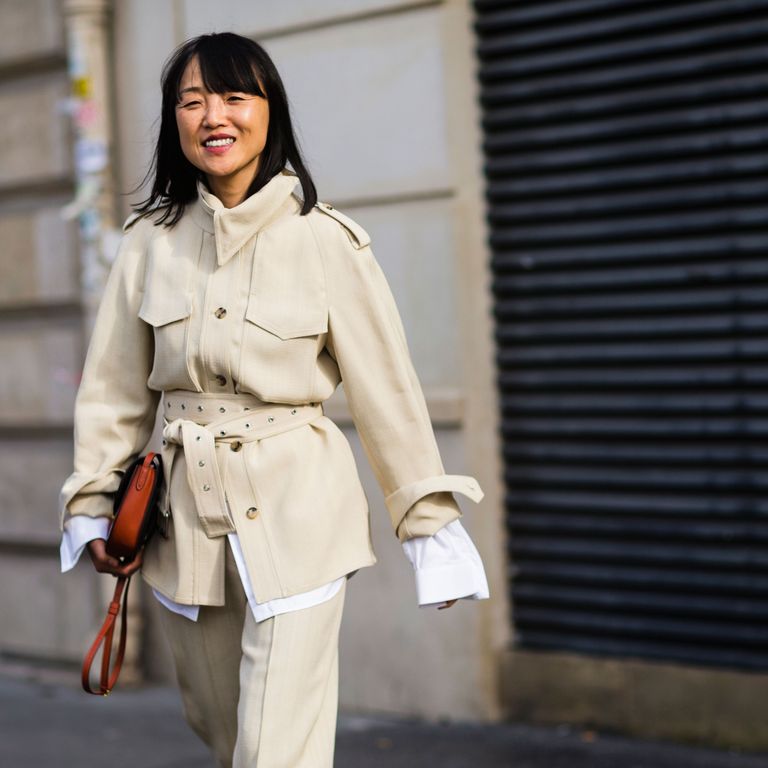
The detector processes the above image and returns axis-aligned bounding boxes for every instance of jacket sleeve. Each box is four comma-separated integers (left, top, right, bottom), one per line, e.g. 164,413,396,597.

316,207,484,543
58,215,160,531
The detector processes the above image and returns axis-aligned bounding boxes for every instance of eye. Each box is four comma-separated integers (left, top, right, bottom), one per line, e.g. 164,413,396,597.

179,99,202,109
226,95,246,102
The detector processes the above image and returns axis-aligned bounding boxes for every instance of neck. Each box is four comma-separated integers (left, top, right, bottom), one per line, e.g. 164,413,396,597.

205,166,259,209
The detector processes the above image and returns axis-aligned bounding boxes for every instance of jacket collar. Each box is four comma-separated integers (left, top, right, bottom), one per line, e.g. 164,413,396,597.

191,169,301,267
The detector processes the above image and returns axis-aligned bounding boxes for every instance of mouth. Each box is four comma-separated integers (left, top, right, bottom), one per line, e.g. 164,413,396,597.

202,135,235,148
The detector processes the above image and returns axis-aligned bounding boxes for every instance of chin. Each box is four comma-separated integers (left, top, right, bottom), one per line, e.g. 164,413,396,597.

200,161,240,178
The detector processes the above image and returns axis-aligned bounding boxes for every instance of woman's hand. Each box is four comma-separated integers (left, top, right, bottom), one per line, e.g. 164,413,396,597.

86,538,144,578
438,599,458,610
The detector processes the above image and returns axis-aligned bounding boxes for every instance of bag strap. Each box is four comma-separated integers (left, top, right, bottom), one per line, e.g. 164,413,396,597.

81,575,131,696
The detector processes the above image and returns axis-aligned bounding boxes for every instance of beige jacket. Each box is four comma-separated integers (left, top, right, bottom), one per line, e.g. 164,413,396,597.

59,168,483,605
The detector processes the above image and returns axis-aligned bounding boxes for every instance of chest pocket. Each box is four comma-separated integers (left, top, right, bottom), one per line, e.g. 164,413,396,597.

139,290,192,327
241,222,327,401
244,269,327,339
137,236,197,391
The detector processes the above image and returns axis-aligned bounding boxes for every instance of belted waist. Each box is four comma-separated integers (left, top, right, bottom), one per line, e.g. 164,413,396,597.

160,390,324,538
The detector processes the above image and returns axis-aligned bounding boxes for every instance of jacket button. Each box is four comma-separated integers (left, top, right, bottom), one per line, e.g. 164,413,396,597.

214,307,227,319
215,374,227,386
246,506,259,520
230,441,242,452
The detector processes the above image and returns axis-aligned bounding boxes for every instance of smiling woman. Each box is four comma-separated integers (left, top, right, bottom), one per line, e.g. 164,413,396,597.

175,57,270,208
59,30,488,768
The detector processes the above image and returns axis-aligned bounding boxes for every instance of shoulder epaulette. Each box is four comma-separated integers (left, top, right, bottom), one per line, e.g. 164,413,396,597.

314,201,371,249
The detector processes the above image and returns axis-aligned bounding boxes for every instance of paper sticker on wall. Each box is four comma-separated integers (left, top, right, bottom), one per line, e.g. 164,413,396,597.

71,75,92,100
75,100,99,129
75,138,108,174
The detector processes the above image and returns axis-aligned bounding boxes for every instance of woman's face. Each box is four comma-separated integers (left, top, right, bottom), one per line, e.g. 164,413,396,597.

175,56,269,199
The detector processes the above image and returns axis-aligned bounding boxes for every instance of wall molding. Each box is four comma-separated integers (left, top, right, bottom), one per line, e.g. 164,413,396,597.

250,0,444,42
321,387,465,427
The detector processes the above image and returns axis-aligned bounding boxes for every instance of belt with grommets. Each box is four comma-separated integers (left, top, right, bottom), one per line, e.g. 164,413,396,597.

160,390,324,538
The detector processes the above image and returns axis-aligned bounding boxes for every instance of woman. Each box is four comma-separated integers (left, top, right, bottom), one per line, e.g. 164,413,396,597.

59,32,488,768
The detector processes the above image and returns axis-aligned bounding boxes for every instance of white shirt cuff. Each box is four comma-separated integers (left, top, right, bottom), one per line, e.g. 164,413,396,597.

60,515,111,573
401,518,490,607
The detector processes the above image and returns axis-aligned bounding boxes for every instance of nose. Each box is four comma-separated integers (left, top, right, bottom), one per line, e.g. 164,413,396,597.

202,96,227,127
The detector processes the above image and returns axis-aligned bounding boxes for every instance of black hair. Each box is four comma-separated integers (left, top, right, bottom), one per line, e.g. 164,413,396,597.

130,32,317,227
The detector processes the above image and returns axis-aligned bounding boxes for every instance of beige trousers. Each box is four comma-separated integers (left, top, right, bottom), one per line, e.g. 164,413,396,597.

159,544,347,767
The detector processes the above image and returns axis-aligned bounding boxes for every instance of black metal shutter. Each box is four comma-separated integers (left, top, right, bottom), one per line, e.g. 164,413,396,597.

473,0,768,670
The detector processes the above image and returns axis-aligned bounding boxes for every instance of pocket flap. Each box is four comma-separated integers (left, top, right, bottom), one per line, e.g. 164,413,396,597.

138,291,193,327
245,297,327,340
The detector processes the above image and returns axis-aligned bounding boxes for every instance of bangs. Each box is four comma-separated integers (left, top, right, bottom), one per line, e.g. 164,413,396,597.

176,35,267,100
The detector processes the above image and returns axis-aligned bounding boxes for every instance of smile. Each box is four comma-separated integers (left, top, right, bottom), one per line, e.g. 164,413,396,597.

204,137,235,147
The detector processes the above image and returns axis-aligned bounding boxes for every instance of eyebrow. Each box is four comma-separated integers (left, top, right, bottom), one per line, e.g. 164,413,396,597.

178,86,205,97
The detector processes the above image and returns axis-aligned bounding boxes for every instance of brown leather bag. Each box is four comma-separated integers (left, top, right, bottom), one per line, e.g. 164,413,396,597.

81,452,164,696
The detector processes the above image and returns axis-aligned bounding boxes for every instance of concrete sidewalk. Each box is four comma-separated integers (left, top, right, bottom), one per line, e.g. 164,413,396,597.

1,671,766,768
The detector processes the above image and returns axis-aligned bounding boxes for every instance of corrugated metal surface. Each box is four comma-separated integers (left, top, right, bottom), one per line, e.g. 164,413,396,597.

473,0,768,670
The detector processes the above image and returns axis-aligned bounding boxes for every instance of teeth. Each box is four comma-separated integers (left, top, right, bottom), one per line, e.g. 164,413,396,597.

205,138,234,147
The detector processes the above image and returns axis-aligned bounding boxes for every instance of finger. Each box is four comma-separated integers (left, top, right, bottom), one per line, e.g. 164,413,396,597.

96,561,122,576
92,552,130,576
121,560,143,577
117,548,145,577
87,541,124,575
95,555,121,570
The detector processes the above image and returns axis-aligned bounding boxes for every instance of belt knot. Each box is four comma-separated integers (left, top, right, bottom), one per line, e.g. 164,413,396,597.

159,390,323,538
